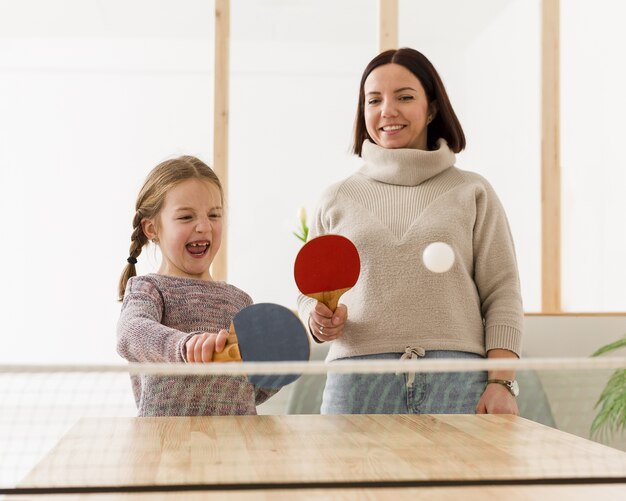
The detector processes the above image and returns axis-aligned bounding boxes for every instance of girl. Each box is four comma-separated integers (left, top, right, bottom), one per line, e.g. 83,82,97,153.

117,155,274,416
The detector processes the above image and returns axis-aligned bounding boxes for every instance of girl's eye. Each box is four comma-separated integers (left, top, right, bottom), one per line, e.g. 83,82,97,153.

178,216,192,220
367,98,380,105
209,213,222,220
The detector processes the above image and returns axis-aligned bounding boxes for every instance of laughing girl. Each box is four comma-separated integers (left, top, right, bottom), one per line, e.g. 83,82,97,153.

117,156,274,416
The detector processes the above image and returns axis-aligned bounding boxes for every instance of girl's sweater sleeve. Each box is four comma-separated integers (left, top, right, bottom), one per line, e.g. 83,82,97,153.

117,279,195,363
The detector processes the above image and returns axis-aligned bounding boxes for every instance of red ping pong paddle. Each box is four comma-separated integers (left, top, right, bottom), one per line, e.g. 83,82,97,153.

294,235,361,312
212,303,310,388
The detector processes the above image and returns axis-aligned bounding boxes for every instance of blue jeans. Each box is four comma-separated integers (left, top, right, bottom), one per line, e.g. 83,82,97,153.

321,351,487,414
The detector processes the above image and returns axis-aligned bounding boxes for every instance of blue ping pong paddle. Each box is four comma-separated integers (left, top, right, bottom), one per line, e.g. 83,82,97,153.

212,303,310,388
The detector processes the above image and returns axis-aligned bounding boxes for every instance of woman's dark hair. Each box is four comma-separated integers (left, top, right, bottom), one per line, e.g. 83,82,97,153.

353,47,465,155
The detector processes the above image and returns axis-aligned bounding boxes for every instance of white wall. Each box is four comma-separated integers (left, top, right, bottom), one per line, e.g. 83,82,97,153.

561,0,626,311
0,0,622,364
0,1,219,362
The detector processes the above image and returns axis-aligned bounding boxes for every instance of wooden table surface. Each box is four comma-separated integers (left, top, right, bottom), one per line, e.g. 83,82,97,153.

14,414,626,500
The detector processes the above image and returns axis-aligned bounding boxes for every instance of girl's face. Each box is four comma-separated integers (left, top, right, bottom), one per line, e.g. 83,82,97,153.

363,63,435,151
143,178,223,281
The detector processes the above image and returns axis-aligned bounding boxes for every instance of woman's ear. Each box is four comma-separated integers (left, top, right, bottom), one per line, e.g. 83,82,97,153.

141,218,158,241
428,100,439,122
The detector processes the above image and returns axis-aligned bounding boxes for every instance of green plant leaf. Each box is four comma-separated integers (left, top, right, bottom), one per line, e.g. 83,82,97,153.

591,368,626,438
293,208,310,243
592,336,626,357
292,231,306,243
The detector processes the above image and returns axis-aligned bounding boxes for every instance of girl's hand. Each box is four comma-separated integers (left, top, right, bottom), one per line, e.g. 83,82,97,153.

185,329,229,363
475,383,520,415
309,302,348,342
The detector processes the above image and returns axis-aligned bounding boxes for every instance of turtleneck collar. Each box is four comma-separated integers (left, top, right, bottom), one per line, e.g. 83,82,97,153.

358,138,456,186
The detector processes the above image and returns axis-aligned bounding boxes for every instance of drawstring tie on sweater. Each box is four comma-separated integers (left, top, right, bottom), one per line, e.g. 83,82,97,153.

397,346,425,388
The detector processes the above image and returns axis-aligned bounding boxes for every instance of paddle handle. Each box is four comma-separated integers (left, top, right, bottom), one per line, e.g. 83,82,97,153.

308,287,351,312
212,327,243,362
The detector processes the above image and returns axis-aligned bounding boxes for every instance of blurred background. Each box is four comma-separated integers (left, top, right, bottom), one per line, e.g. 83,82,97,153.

0,0,624,364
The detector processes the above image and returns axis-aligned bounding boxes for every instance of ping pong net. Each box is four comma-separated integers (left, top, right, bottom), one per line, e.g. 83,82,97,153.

2,356,626,496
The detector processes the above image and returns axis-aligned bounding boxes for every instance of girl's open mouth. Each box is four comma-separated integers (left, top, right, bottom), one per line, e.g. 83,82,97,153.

186,241,210,256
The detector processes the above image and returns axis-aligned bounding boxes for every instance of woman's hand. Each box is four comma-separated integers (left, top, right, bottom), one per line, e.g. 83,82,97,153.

308,302,348,342
477,348,520,414
185,329,229,363
475,383,520,415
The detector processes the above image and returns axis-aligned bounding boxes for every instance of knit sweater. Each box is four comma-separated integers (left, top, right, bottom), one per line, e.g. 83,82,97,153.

297,139,523,362
117,274,274,416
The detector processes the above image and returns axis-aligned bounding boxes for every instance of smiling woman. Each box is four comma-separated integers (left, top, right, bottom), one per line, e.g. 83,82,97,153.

298,47,524,418
363,68,435,152
353,47,465,156
363,64,434,150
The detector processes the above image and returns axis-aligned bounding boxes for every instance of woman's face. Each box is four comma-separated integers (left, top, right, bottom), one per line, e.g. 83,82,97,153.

363,63,435,150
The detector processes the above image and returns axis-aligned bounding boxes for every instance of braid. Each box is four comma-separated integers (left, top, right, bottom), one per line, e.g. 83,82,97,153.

118,210,149,301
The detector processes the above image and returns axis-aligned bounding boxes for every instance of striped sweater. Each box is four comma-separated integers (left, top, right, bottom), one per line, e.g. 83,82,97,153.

298,139,523,361
117,274,274,416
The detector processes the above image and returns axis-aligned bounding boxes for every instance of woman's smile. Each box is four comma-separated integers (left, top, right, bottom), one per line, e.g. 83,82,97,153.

380,124,407,134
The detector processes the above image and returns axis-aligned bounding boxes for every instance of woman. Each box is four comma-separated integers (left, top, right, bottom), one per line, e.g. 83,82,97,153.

297,48,523,415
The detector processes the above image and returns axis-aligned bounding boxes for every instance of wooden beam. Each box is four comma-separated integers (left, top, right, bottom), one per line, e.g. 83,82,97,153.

541,0,561,312
212,0,230,281
378,0,398,53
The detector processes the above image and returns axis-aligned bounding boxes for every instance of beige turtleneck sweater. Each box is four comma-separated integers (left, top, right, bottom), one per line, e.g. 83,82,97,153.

297,139,523,362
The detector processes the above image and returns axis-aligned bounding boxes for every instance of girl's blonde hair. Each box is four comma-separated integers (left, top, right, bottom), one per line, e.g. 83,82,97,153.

118,156,223,301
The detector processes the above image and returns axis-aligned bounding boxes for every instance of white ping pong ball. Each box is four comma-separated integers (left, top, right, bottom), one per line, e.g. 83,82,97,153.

422,242,455,273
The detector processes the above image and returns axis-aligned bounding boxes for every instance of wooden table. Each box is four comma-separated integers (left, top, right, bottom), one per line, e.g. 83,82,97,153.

12,414,626,499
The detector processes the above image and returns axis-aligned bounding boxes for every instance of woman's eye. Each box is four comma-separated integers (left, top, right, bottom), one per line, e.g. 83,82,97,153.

399,95,414,101
367,98,380,105
178,216,192,220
